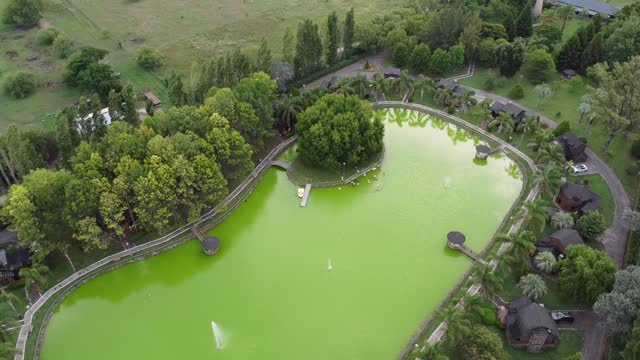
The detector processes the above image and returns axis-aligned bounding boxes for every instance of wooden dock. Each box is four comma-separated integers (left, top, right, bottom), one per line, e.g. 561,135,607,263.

300,183,312,207
191,225,205,242
450,243,490,266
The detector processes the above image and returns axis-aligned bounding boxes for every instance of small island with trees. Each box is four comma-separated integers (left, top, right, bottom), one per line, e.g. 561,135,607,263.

291,93,385,183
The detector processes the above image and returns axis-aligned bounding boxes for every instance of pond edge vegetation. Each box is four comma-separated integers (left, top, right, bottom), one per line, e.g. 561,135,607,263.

17,102,538,360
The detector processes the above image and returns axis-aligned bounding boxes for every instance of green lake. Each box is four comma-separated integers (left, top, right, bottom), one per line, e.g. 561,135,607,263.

41,109,523,360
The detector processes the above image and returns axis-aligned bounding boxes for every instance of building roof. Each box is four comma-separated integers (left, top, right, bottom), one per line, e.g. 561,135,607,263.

556,0,620,16
560,182,600,211
144,92,162,106
0,247,31,271
436,79,458,90
202,237,220,252
383,67,401,76
447,231,466,246
490,101,526,119
476,144,491,153
563,69,577,76
507,296,560,340
556,132,588,161
548,229,584,248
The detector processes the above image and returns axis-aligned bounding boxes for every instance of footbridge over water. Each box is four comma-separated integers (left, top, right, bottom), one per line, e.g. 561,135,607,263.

270,160,291,171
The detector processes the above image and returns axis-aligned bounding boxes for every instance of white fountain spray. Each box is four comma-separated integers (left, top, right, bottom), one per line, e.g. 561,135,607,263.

211,321,225,350
328,257,333,271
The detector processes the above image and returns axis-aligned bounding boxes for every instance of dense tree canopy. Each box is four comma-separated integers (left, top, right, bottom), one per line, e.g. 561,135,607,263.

559,245,616,304
594,266,640,333
296,94,383,171
2,0,42,26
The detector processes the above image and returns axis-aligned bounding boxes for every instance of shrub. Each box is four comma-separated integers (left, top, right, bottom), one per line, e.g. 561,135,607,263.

2,0,43,26
552,120,571,137
53,33,74,59
508,84,524,99
576,211,606,241
480,308,499,326
484,78,496,91
631,140,640,159
3,71,36,98
135,47,163,70
35,27,59,45
568,75,583,93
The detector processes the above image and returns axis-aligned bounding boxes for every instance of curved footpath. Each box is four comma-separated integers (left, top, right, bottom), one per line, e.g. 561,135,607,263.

13,135,299,360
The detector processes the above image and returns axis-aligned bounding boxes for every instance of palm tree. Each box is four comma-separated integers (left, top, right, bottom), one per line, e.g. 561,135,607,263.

437,305,471,346
577,101,591,123
498,230,536,263
557,4,575,32
488,112,515,134
517,199,548,232
539,164,563,197
0,305,17,344
527,128,553,152
275,94,303,131
462,294,486,322
460,90,477,111
336,80,356,96
534,251,557,273
527,35,549,52
536,142,566,165
472,104,493,125
550,80,561,96
534,83,551,108
434,88,453,106
393,70,414,95
302,87,326,107
20,262,49,304
518,273,548,300
349,74,371,98
551,211,574,229
371,74,390,100
471,264,503,298
517,116,537,146
413,342,449,360
0,290,19,317
413,74,434,102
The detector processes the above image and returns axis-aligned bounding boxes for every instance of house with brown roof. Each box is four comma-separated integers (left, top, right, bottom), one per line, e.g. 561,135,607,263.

555,182,601,215
555,132,588,163
0,247,31,286
536,229,584,258
489,101,527,125
499,296,560,353
144,92,162,107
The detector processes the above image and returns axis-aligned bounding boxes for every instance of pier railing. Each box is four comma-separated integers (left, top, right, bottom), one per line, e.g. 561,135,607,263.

15,135,298,360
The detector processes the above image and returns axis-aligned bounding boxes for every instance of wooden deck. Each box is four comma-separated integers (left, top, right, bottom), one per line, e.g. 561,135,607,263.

300,183,312,207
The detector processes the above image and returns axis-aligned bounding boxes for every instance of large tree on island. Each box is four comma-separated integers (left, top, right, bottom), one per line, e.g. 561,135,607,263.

589,56,640,152
296,94,383,171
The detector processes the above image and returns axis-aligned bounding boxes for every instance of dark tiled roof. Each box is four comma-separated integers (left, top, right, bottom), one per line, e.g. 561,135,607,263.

0,248,31,271
202,237,220,252
556,0,619,16
447,231,466,245
507,296,559,340
476,144,491,153
563,69,577,76
560,182,601,204
556,132,588,161
503,102,526,117
436,79,458,90
548,229,584,248
383,67,401,75
490,101,505,113
556,132,586,147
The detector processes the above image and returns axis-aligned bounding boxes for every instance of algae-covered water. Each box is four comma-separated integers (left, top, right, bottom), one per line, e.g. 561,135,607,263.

41,109,522,360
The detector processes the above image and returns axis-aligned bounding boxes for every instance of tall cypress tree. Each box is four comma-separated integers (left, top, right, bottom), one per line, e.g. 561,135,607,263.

580,32,605,73
515,2,533,37
343,8,355,58
556,34,582,71
282,27,294,63
256,37,272,74
294,19,323,79
121,85,138,127
326,11,339,66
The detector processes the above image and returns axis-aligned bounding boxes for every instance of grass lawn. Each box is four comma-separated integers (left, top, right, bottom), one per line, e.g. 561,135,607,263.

606,0,640,8
459,67,638,198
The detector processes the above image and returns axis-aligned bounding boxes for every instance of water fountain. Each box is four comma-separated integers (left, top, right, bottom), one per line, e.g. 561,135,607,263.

211,321,225,350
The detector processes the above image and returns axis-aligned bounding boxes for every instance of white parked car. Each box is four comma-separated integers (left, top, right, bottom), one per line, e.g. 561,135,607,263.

572,164,588,174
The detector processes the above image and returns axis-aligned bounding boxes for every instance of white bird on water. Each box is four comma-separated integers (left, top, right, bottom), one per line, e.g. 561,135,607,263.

328,258,333,271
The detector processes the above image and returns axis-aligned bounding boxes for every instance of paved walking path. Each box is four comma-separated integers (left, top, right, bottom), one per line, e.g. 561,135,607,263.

465,85,631,268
